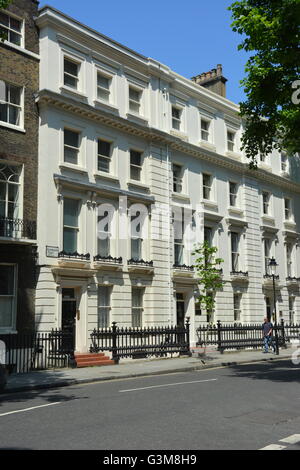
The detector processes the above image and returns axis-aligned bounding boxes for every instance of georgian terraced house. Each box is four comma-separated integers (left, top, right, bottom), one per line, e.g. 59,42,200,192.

29,6,300,351
0,0,39,335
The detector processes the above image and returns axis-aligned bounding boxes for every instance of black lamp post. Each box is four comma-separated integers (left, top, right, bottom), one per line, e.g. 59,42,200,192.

268,257,279,355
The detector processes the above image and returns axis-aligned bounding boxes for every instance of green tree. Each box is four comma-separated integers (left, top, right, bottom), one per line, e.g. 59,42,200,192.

192,242,224,322
229,0,300,167
0,0,12,41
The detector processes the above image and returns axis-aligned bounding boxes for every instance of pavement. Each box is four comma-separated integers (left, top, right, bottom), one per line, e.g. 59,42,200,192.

1,344,298,395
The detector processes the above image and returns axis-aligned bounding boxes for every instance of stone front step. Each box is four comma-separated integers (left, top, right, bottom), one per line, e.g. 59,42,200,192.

74,353,114,368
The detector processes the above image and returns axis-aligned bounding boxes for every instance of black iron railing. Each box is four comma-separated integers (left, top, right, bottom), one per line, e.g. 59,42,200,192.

58,251,90,260
0,217,36,239
173,264,194,271
90,320,191,363
196,320,300,353
0,329,75,374
263,274,280,280
128,259,153,267
230,271,249,277
94,255,122,264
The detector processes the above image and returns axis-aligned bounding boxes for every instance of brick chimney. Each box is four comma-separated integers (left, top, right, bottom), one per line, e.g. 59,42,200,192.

191,64,227,98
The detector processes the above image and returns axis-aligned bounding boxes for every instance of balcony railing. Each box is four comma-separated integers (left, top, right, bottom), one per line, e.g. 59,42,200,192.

0,217,36,240
173,264,194,272
231,271,249,277
58,251,90,260
94,255,122,264
128,259,153,267
263,274,280,280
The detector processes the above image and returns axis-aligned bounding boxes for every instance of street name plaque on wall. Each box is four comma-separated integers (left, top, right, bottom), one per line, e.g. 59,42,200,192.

46,246,59,258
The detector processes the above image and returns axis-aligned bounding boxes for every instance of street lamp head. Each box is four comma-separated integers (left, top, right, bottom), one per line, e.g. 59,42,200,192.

268,257,278,276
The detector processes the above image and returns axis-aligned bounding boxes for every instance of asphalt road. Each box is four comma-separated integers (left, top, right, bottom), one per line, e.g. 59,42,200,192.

0,359,300,450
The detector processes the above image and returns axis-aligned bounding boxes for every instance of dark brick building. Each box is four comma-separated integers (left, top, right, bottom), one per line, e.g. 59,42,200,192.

0,0,39,334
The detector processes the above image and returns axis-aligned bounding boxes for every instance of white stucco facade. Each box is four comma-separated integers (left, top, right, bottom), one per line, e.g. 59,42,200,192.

35,6,300,351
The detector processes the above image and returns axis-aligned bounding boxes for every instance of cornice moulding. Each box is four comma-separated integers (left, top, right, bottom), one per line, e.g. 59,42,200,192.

36,90,300,194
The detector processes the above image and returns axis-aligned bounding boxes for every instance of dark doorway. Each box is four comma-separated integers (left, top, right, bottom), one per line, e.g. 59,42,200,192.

265,296,272,322
62,288,76,352
176,293,185,327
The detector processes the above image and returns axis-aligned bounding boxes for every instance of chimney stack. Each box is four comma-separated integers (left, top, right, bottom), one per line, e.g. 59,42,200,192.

191,64,227,98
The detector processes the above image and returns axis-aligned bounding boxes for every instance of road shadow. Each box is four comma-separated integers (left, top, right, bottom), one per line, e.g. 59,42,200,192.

0,369,89,407
226,358,300,384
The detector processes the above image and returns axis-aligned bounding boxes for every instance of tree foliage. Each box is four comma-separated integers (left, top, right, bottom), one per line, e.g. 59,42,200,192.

192,242,224,320
0,0,12,41
0,0,11,10
229,0,300,167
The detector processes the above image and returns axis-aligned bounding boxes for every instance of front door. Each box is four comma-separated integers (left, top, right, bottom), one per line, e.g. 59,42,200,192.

176,293,185,327
62,288,76,352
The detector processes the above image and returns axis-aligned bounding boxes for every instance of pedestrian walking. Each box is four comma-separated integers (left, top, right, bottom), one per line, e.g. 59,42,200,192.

262,317,276,353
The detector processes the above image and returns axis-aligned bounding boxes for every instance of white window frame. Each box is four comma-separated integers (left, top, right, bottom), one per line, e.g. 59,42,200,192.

284,197,293,221
96,70,112,104
97,285,111,328
233,293,242,323
128,84,143,115
62,198,81,254
0,263,17,333
262,191,271,216
129,148,144,182
131,287,144,328
263,238,272,275
286,242,293,278
172,163,184,194
61,50,85,95
0,80,24,131
231,231,240,272
227,130,236,153
97,138,112,174
0,10,24,48
229,181,239,208
0,163,22,222
202,173,213,201
63,128,81,166
281,151,289,174
171,105,182,131
200,118,211,142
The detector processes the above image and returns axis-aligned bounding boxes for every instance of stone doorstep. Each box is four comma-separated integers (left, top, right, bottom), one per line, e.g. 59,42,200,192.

74,353,115,368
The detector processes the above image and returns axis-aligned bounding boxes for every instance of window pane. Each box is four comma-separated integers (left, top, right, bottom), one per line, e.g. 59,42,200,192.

98,286,110,306
0,265,14,294
98,140,111,157
0,12,9,26
8,105,20,125
129,88,140,102
64,199,79,227
174,243,184,265
64,129,79,148
132,288,143,307
130,151,141,166
0,103,8,123
131,238,141,260
10,17,21,32
98,156,110,173
0,297,13,328
9,85,21,105
172,107,180,119
98,75,109,89
64,148,78,165
97,88,109,102
98,237,110,257
130,166,141,181
98,307,109,328
9,31,21,46
63,228,77,253
64,59,78,76
64,74,77,88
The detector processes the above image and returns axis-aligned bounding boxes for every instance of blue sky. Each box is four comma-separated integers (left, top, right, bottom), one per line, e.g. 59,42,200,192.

40,0,249,104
